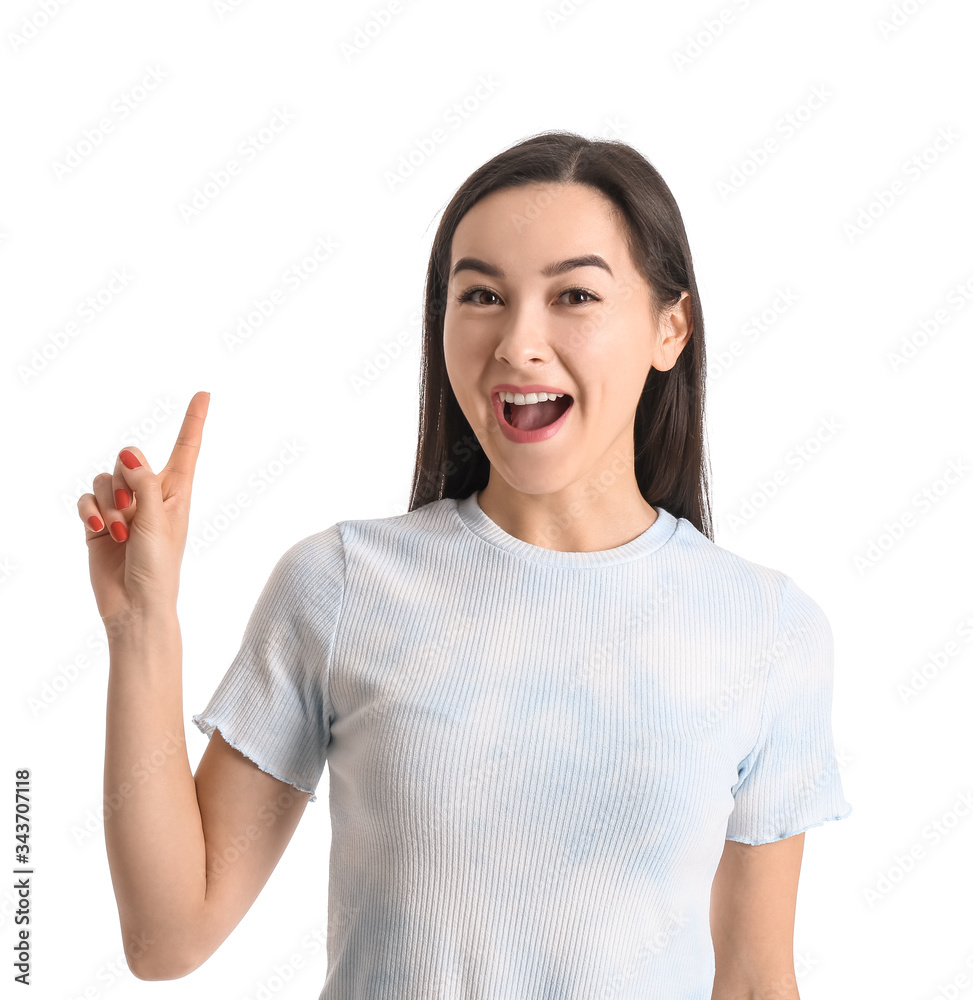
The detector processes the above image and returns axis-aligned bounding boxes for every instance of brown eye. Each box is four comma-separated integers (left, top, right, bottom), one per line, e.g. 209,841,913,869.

457,287,501,306
559,288,599,305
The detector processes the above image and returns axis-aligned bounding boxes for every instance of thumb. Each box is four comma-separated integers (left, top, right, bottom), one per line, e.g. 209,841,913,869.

114,446,167,531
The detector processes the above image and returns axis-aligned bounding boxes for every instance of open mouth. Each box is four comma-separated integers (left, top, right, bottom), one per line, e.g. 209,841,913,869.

502,394,573,431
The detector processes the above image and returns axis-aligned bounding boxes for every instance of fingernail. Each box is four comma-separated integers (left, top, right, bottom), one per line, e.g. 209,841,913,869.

120,449,141,469
115,489,130,509
109,521,128,542
87,515,104,532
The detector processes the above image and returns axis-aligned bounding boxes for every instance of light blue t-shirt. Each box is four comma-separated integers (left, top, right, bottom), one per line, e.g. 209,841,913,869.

193,491,852,999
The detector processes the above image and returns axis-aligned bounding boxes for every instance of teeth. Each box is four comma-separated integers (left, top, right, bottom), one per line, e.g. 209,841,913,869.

498,391,566,405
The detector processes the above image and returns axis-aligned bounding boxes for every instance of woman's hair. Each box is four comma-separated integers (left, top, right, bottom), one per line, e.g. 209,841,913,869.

407,129,713,540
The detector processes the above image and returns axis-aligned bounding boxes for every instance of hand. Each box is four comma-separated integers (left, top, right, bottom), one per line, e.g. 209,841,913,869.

78,391,210,627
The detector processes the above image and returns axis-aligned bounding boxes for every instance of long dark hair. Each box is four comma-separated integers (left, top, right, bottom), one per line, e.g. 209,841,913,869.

407,129,713,541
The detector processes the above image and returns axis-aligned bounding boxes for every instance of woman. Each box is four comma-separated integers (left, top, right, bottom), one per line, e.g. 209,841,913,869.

81,131,851,998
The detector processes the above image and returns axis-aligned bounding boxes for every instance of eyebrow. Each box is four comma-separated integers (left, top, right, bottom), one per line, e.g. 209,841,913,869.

450,254,614,280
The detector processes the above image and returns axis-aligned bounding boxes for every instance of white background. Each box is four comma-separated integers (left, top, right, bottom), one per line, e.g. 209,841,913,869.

3,0,972,997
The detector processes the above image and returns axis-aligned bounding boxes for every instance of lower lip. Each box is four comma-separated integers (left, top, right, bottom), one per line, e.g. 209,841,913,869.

492,393,574,444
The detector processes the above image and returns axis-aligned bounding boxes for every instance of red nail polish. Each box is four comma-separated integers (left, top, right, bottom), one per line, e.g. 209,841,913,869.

87,515,104,532
115,489,130,510
109,520,128,542
120,450,141,469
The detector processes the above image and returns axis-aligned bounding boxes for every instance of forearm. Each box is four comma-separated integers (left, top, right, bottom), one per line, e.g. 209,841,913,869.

103,607,206,978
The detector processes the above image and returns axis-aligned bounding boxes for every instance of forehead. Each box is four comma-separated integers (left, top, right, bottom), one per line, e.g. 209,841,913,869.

450,183,631,269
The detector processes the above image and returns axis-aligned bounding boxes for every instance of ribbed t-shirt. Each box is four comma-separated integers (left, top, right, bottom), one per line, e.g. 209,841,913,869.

192,491,852,999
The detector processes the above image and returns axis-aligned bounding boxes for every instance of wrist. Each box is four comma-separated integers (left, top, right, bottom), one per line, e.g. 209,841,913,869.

104,604,180,647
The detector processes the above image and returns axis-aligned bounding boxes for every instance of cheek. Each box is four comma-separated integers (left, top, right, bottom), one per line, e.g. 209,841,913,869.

443,326,479,379
442,332,479,410
442,328,461,380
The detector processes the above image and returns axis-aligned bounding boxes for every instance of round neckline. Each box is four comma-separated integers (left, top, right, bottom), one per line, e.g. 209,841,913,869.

453,490,679,567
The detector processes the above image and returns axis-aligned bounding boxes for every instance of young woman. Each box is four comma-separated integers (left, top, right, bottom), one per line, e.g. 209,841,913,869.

81,131,852,999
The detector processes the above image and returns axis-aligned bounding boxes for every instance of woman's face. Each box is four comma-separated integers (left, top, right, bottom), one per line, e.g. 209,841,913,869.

443,181,690,497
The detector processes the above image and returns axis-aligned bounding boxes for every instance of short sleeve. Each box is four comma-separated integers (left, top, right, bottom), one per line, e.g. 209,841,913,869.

191,523,345,803
725,576,852,845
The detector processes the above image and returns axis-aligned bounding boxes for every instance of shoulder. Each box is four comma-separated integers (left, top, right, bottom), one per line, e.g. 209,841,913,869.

280,497,460,573
333,496,463,562
259,521,348,609
274,521,344,575
661,512,833,660
661,511,801,620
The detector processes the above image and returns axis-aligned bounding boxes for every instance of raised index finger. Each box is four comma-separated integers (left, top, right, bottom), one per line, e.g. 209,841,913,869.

163,391,211,487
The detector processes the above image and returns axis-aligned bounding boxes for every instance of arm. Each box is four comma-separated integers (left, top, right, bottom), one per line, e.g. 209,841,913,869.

88,396,316,978
709,832,804,1000
104,612,312,979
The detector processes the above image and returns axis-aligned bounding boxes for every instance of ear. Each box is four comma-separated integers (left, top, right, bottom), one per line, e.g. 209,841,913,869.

655,291,693,372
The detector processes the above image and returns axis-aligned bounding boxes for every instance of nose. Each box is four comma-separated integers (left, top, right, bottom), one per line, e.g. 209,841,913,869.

493,301,554,365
